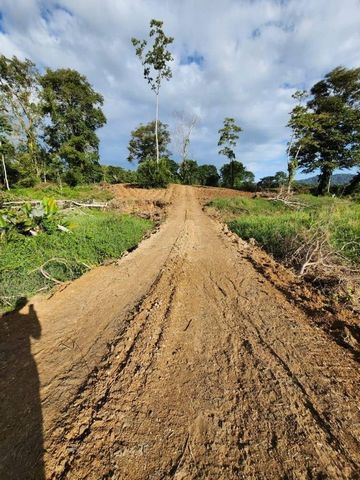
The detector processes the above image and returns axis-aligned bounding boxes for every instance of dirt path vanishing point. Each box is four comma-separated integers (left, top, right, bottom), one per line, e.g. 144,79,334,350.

0,185,359,479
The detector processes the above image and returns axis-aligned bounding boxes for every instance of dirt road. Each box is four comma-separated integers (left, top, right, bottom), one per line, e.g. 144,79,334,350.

1,185,359,479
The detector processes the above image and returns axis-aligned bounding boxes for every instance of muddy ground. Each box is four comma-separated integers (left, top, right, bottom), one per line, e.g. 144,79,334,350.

0,184,359,479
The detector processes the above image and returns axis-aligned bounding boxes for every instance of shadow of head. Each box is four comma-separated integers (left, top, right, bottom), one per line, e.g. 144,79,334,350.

13,296,28,312
2,297,41,340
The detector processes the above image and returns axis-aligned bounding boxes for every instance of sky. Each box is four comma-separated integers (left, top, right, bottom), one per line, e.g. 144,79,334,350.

0,0,359,179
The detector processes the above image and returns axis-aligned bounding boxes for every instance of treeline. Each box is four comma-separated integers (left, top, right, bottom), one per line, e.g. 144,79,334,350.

1,17,359,196
0,55,113,188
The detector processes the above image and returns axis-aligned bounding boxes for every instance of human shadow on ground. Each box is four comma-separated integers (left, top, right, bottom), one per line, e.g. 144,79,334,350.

0,298,45,479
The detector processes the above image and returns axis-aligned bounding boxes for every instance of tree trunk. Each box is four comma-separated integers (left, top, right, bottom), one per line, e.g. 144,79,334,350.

287,147,300,194
231,160,234,188
155,93,160,164
317,166,332,195
1,152,10,190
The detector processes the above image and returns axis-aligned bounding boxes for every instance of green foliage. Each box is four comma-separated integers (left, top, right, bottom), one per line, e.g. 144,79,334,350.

0,197,66,237
220,160,254,189
40,68,106,184
0,183,114,202
197,164,219,186
0,55,110,188
101,165,137,184
0,55,42,181
211,195,360,264
137,157,173,188
128,121,171,163
218,118,242,188
0,211,152,310
288,67,360,195
257,171,288,190
131,19,174,94
179,159,199,185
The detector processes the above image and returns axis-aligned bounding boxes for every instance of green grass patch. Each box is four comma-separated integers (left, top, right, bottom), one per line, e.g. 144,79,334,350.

210,195,360,265
0,183,114,202
0,210,152,311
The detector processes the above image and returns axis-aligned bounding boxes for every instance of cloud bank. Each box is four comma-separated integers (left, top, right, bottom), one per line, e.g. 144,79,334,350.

0,0,360,178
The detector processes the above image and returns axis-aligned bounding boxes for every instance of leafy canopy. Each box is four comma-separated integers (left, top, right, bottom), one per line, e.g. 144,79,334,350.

220,160,254,188
128,120,171,163
288,66,360,194
40,68,106,183
218,117,242,161
131,19,174,94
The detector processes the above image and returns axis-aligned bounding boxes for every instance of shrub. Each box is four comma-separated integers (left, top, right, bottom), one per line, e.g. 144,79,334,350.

137,157,172,188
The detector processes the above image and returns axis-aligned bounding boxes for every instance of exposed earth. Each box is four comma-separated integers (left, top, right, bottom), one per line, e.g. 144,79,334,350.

0,185,359,479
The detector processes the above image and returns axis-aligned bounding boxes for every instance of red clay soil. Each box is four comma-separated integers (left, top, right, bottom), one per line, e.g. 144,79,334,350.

0,185,359,480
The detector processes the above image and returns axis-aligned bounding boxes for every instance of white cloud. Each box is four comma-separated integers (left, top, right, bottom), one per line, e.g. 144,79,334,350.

0,0,360,178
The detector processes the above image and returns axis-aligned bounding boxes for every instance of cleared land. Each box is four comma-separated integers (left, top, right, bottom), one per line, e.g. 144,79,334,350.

0,185,359,479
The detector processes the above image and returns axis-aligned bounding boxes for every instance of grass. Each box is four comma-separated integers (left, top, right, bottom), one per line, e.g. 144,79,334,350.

210,194,360,265
0,210,152,311
0,183,114,202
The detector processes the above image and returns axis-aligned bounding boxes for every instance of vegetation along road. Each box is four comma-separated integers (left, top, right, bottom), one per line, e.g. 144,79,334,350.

0,184,359,479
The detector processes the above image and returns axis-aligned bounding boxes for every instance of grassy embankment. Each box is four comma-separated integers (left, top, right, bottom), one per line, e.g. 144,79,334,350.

0,185,152,311
210,195,360,267
0,183,114,202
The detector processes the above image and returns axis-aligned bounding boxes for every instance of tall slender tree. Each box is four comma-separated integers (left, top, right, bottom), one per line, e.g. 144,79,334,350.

218,117,242,188
173,110,198,166
286,90,308,193
0,102,12,189
132,19,174,164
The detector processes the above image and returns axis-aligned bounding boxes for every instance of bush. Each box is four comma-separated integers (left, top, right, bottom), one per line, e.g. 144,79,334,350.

137,158,172,188
64,169,84,186
0,198,68,238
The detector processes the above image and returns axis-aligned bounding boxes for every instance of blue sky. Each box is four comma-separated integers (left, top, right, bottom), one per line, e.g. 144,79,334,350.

0,0,359,179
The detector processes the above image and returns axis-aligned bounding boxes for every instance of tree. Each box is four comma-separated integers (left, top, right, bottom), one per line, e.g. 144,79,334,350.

132,19,174,164
128,121,171,164
101,165,137,184
40,68,106,184
0,55,42,181
344,170,360,195
173,110,198,165
286,90,308,193
179,159,199,185
137,157,173,188
220,160,253,188
274,171,288,187
197,164,219,186
289,66,360,195
218,117,242,188
0,106,12,189
257,172,287,190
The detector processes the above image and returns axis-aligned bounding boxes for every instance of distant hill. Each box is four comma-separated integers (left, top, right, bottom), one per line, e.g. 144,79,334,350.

297,173,355,186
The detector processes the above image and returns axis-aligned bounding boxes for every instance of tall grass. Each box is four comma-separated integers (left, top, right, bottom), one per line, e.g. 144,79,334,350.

0,183,114,202
210,195,360,265
0,210,152,311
